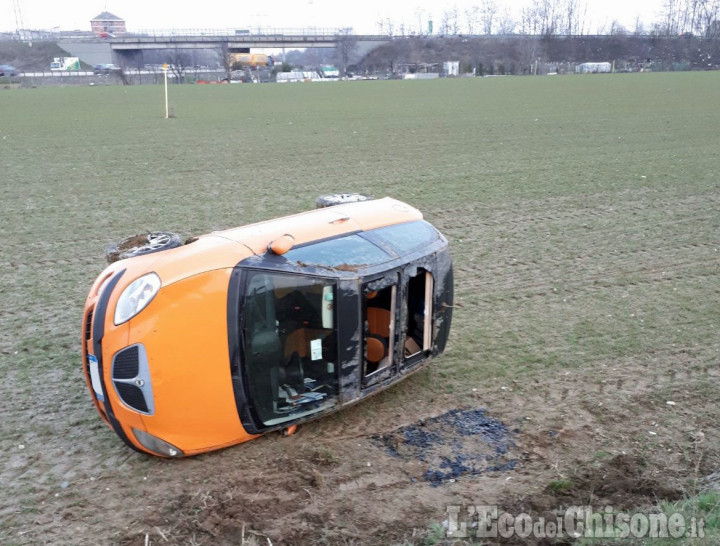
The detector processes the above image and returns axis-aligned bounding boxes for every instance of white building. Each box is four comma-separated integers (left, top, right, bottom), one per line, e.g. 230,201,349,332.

576,62,612,74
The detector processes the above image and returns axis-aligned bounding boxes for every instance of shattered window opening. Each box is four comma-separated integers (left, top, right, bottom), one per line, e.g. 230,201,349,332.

242,272,339,427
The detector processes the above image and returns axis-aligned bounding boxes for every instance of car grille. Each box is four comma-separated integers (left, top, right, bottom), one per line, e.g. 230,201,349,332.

113,345,139,379
84,306,95,383
84,308,94,341
114,383,149,413
111,344,154,415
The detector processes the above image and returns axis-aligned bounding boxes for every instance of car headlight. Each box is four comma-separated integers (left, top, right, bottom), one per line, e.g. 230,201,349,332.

114,273,161,325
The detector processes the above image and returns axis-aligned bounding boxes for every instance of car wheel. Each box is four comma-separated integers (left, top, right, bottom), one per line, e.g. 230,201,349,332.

315,193,373,208
106,231,183,264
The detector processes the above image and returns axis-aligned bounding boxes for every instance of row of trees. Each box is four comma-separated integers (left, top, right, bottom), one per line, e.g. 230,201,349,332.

376,0,720,39
357,33,719,76
113,5,720,84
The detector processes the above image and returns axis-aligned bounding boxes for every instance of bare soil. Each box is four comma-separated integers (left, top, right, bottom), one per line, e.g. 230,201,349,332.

104,355,715,546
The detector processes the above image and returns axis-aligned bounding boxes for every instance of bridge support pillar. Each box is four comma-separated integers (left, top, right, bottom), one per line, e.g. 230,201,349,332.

114,49,145,70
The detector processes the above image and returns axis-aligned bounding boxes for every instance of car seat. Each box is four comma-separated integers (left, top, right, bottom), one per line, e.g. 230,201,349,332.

366,307,391,371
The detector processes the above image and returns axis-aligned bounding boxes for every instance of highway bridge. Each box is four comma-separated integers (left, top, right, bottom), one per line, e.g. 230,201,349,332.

59,28,392,67
112,28,389,49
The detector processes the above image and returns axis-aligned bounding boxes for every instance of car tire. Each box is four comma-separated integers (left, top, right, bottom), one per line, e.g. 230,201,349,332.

315,193,373,208
106,231,183,264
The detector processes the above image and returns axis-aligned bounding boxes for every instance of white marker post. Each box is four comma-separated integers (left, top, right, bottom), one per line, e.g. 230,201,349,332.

163,63,169,119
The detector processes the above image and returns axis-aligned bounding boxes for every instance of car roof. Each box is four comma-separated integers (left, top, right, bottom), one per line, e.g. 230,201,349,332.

211,197,423,255
105,198,426,287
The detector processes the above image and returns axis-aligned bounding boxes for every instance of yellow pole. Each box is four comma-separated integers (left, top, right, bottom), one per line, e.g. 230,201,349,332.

163,63,169,119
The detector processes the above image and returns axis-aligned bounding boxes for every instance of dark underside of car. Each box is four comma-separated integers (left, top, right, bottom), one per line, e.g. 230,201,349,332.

226,221,453,435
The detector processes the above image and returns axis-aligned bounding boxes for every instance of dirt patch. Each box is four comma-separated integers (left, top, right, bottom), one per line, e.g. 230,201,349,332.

507,453,686,519
105,234,150,263
105,232,183,263
115,234,151,251
547,454,683,509
374,408,518,484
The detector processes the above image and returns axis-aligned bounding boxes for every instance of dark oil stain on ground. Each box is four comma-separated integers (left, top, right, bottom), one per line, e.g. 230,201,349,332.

374,408,518,485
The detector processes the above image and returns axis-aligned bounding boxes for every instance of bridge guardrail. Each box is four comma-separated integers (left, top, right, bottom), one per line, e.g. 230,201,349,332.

130,28,346,38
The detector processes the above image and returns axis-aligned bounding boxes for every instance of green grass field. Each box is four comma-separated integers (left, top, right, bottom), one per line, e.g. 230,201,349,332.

1,73,719,544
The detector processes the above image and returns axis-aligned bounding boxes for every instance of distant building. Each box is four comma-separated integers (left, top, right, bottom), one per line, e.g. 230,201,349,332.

91,12,126,37
396,62,441,74
576,62,612,74
443,61,460,76
319,65,340,79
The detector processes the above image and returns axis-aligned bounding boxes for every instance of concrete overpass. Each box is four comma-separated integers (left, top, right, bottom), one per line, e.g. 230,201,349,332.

112,29,390,49
59,29,392,67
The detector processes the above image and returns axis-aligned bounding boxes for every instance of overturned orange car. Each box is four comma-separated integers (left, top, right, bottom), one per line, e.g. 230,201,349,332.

82,196,453,457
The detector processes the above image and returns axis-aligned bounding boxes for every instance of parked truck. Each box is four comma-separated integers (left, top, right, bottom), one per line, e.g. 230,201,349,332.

319,65,340,79
229,53,273,69
50,57,81,71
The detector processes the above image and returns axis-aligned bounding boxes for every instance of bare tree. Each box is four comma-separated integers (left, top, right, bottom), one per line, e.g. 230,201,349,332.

657,0,713,35
465,6,480,34
520,5,540,34
609,19,629,35
497,9,518,34
451,5,461,34
538,0,562,35
633,15,646,35
415,9,426,35
334,27,357,75
439,10,452,34
564,0,587,35
661,0,682,35
685,0,720,35
698,0,720,38
479,0,498,34
167,48,191,82
438,6,461,34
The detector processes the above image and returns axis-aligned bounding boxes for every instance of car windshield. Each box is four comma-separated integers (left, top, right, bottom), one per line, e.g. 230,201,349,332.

242,271,338,427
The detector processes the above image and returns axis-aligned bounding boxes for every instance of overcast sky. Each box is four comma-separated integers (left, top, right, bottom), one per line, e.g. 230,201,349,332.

3,0,666,35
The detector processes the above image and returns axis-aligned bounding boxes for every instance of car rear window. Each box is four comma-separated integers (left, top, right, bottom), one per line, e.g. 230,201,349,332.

363,221,440,255
284,221,441,269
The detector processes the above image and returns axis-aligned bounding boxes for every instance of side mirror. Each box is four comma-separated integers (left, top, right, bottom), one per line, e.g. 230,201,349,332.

268,234,295,255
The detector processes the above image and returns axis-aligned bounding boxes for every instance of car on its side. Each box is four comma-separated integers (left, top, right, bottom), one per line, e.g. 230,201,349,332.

82,195,453,457
0,64,17,77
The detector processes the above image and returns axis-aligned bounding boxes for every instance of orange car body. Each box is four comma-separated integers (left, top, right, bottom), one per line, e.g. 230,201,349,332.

82,198,453,457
